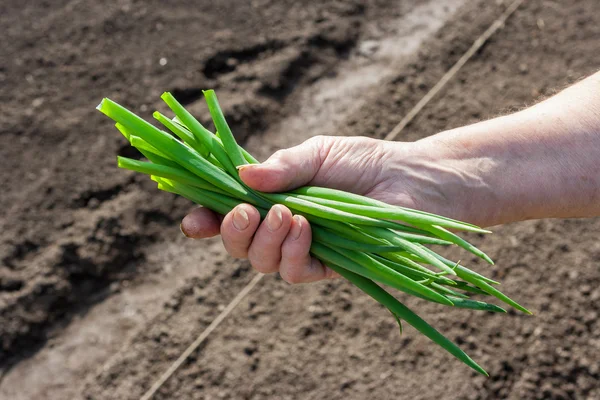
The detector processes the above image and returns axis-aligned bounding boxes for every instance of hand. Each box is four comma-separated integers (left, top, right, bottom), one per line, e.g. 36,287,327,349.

180,135,471,283
183,70,600,284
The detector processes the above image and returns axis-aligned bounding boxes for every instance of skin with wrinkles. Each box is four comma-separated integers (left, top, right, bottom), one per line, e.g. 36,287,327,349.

181,71,600,284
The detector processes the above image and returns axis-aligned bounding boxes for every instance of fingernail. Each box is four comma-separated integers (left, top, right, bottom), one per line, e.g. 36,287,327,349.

180,223,190,238
289,215,302,240
233,207,250,231
236,165,252,172
266,205,283,232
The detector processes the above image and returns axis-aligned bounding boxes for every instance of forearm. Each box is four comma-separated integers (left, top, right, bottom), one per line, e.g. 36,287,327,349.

416,71,600,227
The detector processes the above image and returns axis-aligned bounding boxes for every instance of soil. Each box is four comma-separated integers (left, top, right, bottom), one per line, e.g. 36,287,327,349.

1,0,599,399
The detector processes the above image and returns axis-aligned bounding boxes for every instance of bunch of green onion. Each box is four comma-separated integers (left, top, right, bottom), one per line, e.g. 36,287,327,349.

97,90,530,376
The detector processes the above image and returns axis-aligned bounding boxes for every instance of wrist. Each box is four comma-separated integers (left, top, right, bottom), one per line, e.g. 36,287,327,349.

416,110,585,227
395,72,600,227
380,138,503,227
407,135,506,227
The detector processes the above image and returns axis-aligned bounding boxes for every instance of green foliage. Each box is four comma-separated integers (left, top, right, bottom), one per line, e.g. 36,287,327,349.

97,91,531,376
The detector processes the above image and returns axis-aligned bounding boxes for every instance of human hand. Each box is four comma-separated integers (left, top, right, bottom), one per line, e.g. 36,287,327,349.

184,70,600,284
180,135,477,283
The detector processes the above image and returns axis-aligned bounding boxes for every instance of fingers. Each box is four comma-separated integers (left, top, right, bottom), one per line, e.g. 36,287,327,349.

220,204,262,258
247,205,293,273
278,215,338,283
182,204,339,284
238,136,331,192
181,207,223,239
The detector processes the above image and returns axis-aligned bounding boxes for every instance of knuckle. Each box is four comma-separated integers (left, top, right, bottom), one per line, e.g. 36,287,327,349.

354,135,377,144
250,258,277,274
270,149,287,161
279,265,303,284
227,249,248,259
223,243,248,259
221,235,248,259
248,248,277,273
308,135,329,144
220,229,234,245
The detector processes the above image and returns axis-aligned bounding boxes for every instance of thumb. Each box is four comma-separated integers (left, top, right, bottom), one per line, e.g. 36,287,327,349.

238,137,328,192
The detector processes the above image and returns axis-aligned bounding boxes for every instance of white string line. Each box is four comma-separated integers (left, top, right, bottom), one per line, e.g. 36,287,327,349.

385,0,525,141
140,272,264,400
140,1,526,398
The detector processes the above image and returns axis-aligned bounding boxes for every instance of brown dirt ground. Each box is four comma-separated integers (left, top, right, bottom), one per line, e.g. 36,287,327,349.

1,0,599,399
0,0,415,364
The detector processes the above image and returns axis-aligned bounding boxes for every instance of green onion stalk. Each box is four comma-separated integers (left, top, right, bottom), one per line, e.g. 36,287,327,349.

97,90,531,376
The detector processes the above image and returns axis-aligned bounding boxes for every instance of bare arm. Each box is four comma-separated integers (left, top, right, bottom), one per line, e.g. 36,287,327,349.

415,71,600,226
181,71,600,283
